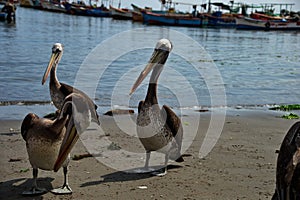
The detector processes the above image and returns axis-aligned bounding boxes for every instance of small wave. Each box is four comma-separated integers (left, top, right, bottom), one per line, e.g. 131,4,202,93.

0,101,52,106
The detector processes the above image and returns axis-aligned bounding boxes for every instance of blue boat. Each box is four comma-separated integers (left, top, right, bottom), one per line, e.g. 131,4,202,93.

142,11,206,27
0,12,7,21
63,2,111,17
203,11,237,28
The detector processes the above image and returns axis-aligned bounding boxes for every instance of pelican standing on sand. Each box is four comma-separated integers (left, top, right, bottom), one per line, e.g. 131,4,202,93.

272,121,300,200
130,39,184,176
42,43,99,124
21,93,98,195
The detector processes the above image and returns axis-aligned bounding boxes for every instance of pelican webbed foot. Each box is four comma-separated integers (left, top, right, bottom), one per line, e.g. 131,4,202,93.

22,186,47,196
151,167,167,177
51,166,72,194
51,184,72,194
131,167,156,174
22,168,47,196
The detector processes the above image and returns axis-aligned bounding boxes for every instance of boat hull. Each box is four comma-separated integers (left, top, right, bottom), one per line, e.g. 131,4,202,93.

236,17,300,30
142,11,206,27
110,6,133,20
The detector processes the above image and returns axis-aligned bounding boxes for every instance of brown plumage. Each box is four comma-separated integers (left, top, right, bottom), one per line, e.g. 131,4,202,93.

21,93,97,195
272,121,300,200
130,39,183,176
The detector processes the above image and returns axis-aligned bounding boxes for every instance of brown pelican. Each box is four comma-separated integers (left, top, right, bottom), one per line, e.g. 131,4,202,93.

41,43,99,124
21,93,97,195
130,39,184,176
272,121,300,200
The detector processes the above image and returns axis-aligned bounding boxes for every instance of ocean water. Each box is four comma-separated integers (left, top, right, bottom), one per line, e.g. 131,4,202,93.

0,7,299,119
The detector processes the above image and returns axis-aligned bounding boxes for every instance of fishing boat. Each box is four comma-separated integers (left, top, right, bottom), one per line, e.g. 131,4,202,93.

236,16,300,30
202,11,238,28
199,1,245,28
63,2,110,17
109,5,132,20
1,2,16,23
131,3,167,22
40,0,66,13
20,0,42,9
0,12,7,21
142,10,206,27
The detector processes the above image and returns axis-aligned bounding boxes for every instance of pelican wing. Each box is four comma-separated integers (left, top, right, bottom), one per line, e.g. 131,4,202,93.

21,113,35,141
60,82,99,125
162,105,183,149
275,121,300,199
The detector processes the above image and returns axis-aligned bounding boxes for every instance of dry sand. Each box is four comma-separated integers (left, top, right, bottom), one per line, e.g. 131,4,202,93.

0,109,298,200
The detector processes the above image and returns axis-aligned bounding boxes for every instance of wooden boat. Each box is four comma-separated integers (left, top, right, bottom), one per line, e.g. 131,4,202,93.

40,0,66,13
250,12,282,21
63,2,110,17
142,10,206,27
236,16,300,30
131,3,166,22
202,11,239,28
0,12,7,21
109,5,132,20
1,2,16,23
20,0,42,9
132,10,142,22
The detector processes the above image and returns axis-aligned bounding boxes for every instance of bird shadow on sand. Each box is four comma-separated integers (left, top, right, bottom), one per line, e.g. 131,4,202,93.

80,164,182,188
0,177,54,199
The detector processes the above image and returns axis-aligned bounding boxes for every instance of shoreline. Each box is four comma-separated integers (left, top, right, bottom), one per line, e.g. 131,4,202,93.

0,109,299,199
0,102,297,121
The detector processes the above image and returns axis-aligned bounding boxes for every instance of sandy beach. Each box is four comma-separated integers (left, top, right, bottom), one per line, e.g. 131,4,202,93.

0,109,298,200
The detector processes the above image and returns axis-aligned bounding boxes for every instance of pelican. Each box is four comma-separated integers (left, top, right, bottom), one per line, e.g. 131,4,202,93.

41,43,99,124
21,93,97,195
129,39,184,176
272,121,300,200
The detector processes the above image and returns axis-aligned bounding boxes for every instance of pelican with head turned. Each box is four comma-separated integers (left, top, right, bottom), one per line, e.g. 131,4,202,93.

42,43,99,124
130,39,184,176
272,121,300,200
21,93,97,195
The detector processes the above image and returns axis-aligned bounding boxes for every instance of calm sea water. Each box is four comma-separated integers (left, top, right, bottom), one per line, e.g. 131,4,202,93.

0,7,299,119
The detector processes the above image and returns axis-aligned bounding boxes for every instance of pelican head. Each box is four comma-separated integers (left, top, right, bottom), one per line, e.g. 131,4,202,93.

130,39,172,95
42,43,64,85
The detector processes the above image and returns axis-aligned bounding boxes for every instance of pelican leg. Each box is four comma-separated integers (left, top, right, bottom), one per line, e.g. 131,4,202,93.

144,151,150,169
51,166,72,194
22,168,47,196
132,151,156,174
152,153,168,177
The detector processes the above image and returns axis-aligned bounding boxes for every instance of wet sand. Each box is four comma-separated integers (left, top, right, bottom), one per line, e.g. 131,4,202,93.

0,109,297,199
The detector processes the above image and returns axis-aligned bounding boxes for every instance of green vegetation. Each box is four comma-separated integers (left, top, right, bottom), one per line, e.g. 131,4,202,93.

270,104,300,111
19,168,30,173
281,113,299,119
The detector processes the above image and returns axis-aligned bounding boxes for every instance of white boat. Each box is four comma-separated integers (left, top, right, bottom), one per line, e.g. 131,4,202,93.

40,0,65,13
236,16,300,30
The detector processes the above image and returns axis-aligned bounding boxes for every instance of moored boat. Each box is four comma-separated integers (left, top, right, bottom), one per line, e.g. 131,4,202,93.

40,0,65,13
63,2,110,17
0,12,7,21
236,16,300,30
109,5,132,20
202,11,239,28
20,0,42,9
142,10,206,27
131,3,167,22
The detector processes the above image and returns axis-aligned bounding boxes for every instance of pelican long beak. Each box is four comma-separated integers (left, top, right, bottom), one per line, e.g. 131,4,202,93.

42,51,62,85
53,115,79,172
129,49,169,95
